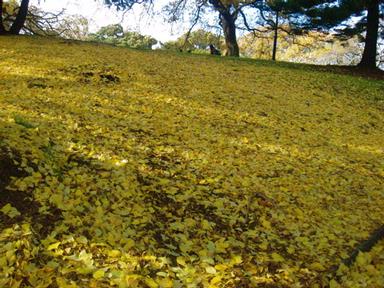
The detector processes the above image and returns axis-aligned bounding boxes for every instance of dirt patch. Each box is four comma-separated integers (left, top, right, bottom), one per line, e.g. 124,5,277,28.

309,65,384,81
100,73,120,83
0,148,62,238
56,64,121,85
27,78,52,89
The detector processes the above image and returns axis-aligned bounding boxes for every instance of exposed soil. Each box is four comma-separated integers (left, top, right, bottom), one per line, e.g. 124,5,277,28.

310,65,384,81
0,147,62,238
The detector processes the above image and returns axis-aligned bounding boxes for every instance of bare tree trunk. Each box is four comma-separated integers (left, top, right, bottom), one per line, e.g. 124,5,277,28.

208,0,239,57
0,0,6,35
9,0,29,35
220,12,239,57
358,0,379,69
272,10,279,61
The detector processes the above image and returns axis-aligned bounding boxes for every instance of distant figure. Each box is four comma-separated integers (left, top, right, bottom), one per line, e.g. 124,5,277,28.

209,44,221,56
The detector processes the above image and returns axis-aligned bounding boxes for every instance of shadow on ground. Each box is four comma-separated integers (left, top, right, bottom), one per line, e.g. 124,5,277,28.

0,147,62,238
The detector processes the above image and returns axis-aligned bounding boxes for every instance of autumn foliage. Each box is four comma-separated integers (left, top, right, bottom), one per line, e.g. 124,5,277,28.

0,36,383,287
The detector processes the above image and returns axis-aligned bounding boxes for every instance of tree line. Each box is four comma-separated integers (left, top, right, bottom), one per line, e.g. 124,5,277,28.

0,0,383,69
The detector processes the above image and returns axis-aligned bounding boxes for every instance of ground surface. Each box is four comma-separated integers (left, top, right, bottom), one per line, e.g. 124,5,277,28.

0,36,383,287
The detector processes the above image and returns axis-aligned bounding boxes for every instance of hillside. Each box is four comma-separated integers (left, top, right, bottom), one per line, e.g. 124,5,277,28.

0,36,383,287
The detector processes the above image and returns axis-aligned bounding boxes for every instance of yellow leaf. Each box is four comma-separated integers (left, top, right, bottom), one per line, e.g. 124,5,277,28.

156,277,173,288
356,252,371,266
329,279,340,288
215,239,229,253
56,277,78,288
47,242,61,251
210,276,221,285
179,241,193,253
0,257,7,267
144,277,159,288
309,262,326,271
0,203,21,218
230,255,242,265
93,269,105,280
6,250,16,265
271,252,284,262
176,256,186,266
108,250,121,258
205,266,217,274
287,245,295,254
261,217,271,229
201,219,211,230
366,264,377,275
259,242,268,251
125,274,141,286
215,264,228,271
124,238,135,249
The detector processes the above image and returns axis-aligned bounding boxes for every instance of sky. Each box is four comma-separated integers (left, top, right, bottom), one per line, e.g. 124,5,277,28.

30,0,188,42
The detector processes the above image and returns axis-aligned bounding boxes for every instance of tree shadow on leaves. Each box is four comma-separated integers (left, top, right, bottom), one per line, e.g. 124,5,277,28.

0,146,62,238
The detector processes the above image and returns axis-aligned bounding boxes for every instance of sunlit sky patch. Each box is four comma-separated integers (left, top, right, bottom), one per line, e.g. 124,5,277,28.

30,0,188,41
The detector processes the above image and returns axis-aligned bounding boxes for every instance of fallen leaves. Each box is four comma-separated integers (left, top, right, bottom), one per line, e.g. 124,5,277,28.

0,204,21,218
0,36,383,287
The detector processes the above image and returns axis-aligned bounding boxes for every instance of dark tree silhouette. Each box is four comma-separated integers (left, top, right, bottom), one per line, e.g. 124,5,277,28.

0,0,30,35
301,0,383,69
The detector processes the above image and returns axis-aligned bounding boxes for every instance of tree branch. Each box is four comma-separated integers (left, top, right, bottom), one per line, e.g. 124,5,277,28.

182,3,204,49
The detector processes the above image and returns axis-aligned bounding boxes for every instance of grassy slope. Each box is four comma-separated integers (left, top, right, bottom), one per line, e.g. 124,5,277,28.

0,36,383,287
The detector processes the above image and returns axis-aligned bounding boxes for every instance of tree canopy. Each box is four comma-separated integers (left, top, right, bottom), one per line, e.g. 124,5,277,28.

0,0,383,68
88,23,157,49
161,29,223,53
103,0,150,10
0,0,30,35
2,1,89,38
280,0,384,68
103,0,264,56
